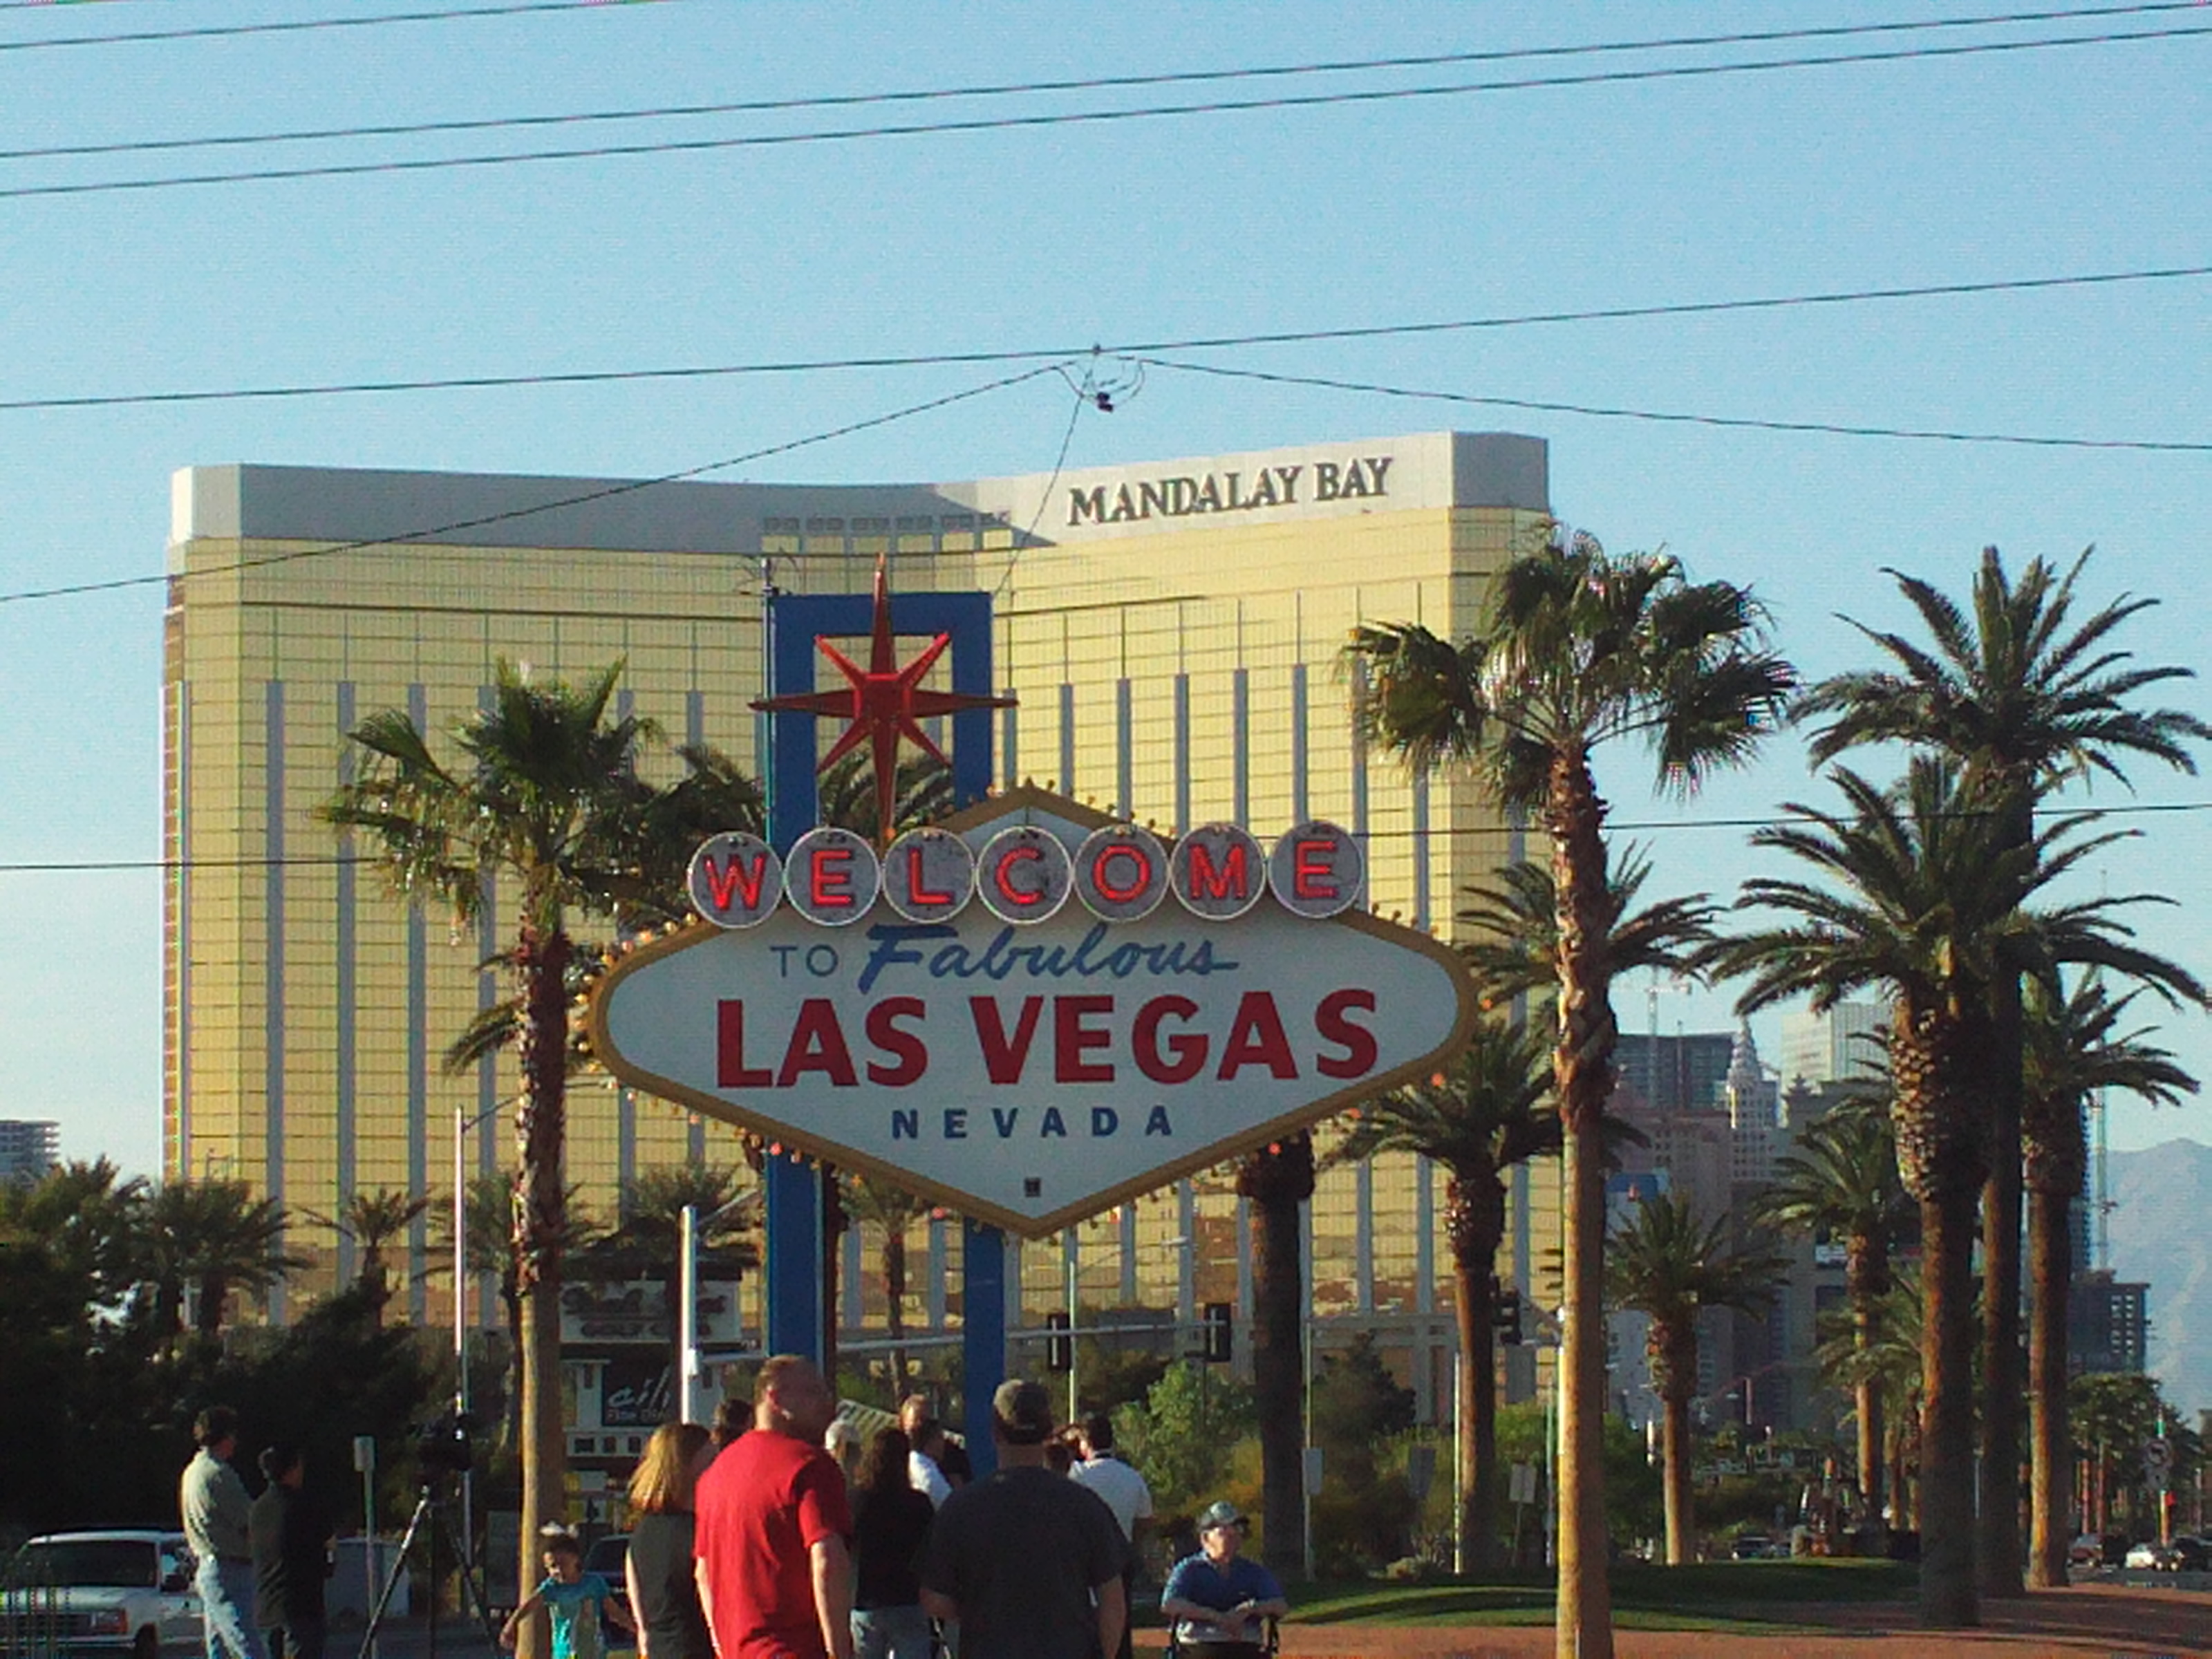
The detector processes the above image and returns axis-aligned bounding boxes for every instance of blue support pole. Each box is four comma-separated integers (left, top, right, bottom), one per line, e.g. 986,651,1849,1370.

758,589,999,1368
962,1219,1007,1477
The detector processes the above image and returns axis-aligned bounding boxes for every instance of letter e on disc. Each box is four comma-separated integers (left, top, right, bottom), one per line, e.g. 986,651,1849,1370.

1269,820,1362,918
785,826,881,926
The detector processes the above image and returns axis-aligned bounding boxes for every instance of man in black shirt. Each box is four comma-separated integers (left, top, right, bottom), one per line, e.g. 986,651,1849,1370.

919,1380,1125,1659
249,1444,329,1659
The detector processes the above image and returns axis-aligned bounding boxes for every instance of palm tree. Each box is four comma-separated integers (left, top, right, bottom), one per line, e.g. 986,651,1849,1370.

1333,1018,1555,1569
1709,756,2197,1627
306,1188,433,1327
140,1179,301,1346
1797,546,2210,1595
839,1172,933,1388
583,1164,758,1385
1815,1262,1927,1530
1456,849,1718,1006
446,1174,595,1449
0,1158,147,1313
2021,977,2197,1584
1347,528,1795,1658
323,657,760,1656
1604,1194,1784,1564
1752,1096,1911,1538
1235,1132,1314,1577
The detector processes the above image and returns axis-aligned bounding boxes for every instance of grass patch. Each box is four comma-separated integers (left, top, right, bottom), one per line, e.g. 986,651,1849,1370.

1264,1559,1914,1633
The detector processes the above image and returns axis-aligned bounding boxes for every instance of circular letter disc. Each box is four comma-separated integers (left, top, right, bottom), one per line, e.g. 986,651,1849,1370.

1075,824,1170,922
686,832,785,928
785,826,881,927
1170,823,1267,921
976,825,1073,926
881,826,976,923
1269,820,1364,919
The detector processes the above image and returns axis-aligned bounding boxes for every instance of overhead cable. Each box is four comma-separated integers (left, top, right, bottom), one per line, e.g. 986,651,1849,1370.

1136,357,2212,454
3,1,2199,158
0,0,679,53
6,20,2209,200
0,362,1071,608
6,262,2206,415
10,800,2208,877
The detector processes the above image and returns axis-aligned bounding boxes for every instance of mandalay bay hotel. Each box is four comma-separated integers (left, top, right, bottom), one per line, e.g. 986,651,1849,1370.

163,430,1563,1462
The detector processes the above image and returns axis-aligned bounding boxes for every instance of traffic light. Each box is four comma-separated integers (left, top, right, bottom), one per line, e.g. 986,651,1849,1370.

1045,1309,1072,1373
1201,1301,1233,1365
1493,1285,1524,1346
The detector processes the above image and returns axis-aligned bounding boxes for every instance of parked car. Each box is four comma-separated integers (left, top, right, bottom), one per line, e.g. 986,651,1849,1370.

1,1531,202,1659
2068,1532,2108,1568
2124,1536,2207,1572
1727,1533,1776,1561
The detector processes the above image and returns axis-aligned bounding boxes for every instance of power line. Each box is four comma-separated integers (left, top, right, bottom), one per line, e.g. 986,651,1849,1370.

4,2,2197,160
0,0,679,53
11,799,2208,876
0,362,1072,608
7,262,2206,415
1136,357,2212,454
8,20,2209,200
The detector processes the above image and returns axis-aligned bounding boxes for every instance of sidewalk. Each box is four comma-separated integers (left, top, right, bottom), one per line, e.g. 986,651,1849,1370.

1272,1584,2212,1659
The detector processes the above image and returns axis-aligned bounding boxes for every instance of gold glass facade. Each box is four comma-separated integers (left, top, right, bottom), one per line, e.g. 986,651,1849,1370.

165,433,1562,1412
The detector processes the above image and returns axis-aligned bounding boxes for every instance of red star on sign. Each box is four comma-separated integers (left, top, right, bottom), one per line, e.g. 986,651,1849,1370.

752,556,1015,841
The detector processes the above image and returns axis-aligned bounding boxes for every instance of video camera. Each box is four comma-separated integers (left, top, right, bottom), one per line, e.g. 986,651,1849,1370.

411,1409,481,1478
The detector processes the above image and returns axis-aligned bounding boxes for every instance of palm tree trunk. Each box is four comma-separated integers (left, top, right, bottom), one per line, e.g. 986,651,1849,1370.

1846,1241,1887,1544
1979,986,2027,1598
1660,1380,1694,1565
1920,1184,1981,1627
1549,747,1615,1659
884,1224,910,1394
1445,1190,1501,1572
1239,1136,1313,1580
513,924,572,1659
2025,1182,2072,1587
196,1271,229,1341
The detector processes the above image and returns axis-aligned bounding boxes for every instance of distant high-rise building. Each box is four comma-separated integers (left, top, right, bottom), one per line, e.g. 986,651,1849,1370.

1613,1031,1736,1114
0,1120,59,1182
1725,1023,1783,1185
2070,1269,2150,1375
1778,1001,1886,1089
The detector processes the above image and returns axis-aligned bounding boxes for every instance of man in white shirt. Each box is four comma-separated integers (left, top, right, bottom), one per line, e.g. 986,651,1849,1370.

180,1406,268,1659
1069,1414,1152,1659
898,1395,953,1508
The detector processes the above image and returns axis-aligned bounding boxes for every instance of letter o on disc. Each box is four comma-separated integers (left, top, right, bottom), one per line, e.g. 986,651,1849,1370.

881,826,975,923
976,825,1072,925
1075,824,1170,921
785,825,880,926
1170,823,1267,920
687,832,784,928
1269,820,1363,918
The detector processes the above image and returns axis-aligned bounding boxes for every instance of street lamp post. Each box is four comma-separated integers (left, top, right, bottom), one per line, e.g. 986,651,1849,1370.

680,1196,753,1424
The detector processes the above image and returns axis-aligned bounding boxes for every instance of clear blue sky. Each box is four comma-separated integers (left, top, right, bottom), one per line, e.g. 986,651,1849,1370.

2,0,2206,1174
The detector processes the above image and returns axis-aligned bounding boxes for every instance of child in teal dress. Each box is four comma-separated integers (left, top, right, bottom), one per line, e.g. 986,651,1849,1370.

500,1528,632,1659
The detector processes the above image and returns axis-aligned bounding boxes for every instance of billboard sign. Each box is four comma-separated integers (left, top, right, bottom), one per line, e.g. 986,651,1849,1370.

590,787,1474,1237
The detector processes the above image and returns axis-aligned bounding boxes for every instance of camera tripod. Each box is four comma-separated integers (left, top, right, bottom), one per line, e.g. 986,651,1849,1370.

357,1479,498,1659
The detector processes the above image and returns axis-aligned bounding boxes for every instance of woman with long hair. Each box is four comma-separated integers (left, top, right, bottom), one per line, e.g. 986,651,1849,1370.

624,1422,716,1659
850,1427,935,1659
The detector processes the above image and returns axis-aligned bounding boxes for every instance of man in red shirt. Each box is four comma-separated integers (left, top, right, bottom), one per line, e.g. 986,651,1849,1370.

693,1355,854,1659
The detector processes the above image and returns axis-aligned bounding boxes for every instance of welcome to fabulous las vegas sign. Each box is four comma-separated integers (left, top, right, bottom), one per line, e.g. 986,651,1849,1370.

587,787,1474,1237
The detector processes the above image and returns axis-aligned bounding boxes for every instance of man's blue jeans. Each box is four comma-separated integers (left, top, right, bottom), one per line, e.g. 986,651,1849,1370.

195,1557,268,1659
851,1604,935,1659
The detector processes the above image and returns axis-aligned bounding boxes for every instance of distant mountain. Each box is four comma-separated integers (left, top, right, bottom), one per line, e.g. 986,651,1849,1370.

2106,1139,2212,1415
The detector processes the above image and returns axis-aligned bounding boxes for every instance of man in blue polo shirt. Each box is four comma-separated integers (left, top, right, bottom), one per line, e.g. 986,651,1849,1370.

1159,1501,1287,1658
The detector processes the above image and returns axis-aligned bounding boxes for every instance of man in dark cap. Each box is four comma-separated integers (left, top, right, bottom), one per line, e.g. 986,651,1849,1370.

919,1380,1125,1659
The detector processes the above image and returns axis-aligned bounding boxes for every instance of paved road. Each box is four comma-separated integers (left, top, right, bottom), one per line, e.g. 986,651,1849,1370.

335,1581,2211,1659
